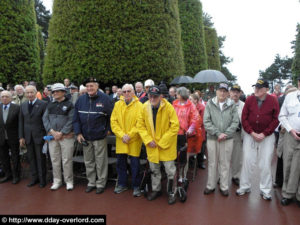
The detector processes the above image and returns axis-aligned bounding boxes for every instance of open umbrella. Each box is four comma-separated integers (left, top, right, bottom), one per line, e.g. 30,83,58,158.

193,70,228,83
170,75,194,85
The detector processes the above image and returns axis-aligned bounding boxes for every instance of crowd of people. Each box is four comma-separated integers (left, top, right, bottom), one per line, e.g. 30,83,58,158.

0,76,299,207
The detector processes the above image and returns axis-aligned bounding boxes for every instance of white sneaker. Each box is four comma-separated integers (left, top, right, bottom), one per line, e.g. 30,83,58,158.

236,188,251,196
260,191,272,200
50,183,62,191
66,183,74,191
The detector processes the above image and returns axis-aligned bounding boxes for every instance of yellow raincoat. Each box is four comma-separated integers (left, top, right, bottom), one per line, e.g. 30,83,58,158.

110,96,143,157
137,98,179,163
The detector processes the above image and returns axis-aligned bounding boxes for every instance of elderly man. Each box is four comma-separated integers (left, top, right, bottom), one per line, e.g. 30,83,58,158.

64,78,71,94
73,77,113,194
110,85,118,102
43,83,74,191
237,79,279,200
278,77,300,207
135,82,146,100
168,86,176,104
0,91,20,184
19,85,48,188
229,85,245,186
203,83,239,196
140,79,154,103
111,84,143,197
12,85,27,105
137,85,179,204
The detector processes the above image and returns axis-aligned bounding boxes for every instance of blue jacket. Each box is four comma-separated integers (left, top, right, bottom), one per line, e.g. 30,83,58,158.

73,91,113,141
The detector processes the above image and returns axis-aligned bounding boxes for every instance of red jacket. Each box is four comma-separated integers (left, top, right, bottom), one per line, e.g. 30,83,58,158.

242,94,279,136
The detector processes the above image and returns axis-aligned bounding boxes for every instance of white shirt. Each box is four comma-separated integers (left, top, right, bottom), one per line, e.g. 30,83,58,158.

279,90,300,132
219,102,225,111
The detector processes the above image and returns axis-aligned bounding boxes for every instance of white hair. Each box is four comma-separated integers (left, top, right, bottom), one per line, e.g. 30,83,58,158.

135,82,143,88
1,90,12,98
14,84,25,92
122,83,134,91
25,85,37,93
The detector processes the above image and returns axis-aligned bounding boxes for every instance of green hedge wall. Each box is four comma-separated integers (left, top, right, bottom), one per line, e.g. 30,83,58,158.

292,24,300,84
178,0,207,76
0,0,40,85
43,0,185,86
204,26,221,71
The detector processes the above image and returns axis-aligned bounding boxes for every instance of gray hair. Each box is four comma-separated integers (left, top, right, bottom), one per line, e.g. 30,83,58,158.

1,90,12,98
14,84,25,92
25,85,37,93
122,83,134,91
176,87,189,100
135,82,143,88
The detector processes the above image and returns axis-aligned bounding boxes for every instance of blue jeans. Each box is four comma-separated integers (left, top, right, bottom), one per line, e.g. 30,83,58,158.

116,154,141,188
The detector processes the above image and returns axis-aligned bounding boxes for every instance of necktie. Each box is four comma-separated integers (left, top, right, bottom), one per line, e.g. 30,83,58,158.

29,102,33,114
4,105,7,110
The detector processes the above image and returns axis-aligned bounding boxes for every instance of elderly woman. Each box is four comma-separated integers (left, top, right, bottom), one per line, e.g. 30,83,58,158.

110,84,144,197
173,87,199,184
203,83,239,196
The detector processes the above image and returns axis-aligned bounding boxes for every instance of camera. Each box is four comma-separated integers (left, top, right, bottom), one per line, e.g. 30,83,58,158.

81,140,89,146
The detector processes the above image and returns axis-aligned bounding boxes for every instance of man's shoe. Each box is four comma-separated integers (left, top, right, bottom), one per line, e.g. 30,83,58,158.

27,180,39,187
85,186,96,193
236,188,251,196
96,187,104,194
260,191,272,201
114,185,128,194
168,193,176,205
220,189,229,196
232,178,240,186
50,183,62,191
199,163,206,169
147,191,162,201
0,176,12,183
39,183,46,188
281,198,293,206
133,187,141,197
12,177,20,184
204,188,215,195
66,183,74,191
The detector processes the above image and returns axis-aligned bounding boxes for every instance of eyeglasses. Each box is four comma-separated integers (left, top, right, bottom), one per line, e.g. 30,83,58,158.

122,90,132,94
149,95,159,99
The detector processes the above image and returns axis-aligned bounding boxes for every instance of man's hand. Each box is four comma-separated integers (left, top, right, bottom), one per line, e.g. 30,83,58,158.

148,141,157,148
77,134,85,143
19,138,25,147
53,131,63,141
290,129,300,141
218,133,227,142
251,132,265,142
122,134,130,144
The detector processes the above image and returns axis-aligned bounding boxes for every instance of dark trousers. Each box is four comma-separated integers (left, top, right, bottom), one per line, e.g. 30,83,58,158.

117,154,140,188
0,140,20,178
27,141,47,184
275,156,283,187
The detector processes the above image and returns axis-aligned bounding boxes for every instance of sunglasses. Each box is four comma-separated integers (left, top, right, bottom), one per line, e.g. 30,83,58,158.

122,90,132,93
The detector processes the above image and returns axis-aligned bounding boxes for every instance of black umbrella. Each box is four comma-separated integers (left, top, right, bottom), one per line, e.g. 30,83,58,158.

193,70,228,83
170,76,194,85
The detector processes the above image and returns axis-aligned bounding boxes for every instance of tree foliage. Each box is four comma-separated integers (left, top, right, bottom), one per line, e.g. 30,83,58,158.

204,26,221,70
218,36,236,81
0,0,40,85
178,0,207,76
34,0,51,42
259,54,293,90
43,0,185,86
292,24,300,84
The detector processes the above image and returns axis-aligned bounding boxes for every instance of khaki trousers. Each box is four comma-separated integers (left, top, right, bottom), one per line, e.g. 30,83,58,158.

83,138,108,188
49,138,74,184
282,132,300,200
149,161,176,192
231,131,243,179
206,138,233,191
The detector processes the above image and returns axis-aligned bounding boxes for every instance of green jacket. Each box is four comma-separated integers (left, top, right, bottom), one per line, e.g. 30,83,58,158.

204,97,239,140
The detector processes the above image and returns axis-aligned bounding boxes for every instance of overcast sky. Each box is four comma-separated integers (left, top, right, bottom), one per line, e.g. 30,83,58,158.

42,0,300,95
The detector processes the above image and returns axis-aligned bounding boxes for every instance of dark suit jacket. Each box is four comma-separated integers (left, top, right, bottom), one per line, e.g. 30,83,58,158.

19,99,47,145
0,103,20,146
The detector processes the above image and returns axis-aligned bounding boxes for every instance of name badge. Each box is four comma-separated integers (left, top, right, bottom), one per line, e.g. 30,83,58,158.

62,106,68,111
96,103,103,107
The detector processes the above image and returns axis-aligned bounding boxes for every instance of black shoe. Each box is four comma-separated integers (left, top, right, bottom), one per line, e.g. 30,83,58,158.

232,178,240,186
281,198,293,206
296,200,300,208
96,187,104,194
27,180,39,187
39,182,46,188
0,175,12,183
85,186,96,193
12,177,20,184
147,191,162,201
220,189,229,196
204,188,215,195
199,163,206,169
